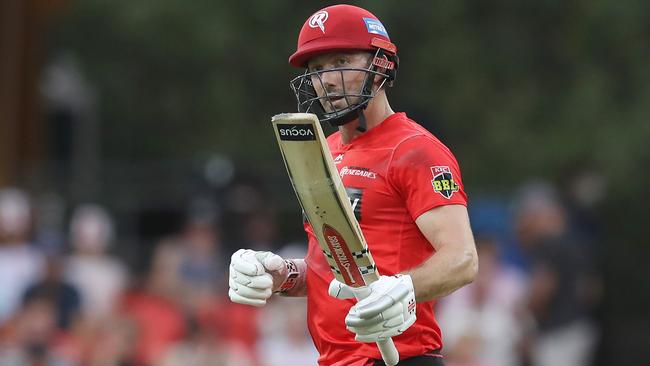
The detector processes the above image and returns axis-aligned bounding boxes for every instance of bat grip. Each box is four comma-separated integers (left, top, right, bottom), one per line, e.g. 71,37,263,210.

377,338,400,366
355,287,400,365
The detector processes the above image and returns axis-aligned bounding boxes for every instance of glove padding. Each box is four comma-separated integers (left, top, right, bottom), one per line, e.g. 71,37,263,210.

228,249,286,307
329,274,417,342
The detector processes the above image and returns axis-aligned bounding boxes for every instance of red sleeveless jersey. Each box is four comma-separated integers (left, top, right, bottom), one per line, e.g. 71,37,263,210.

304,113,468,365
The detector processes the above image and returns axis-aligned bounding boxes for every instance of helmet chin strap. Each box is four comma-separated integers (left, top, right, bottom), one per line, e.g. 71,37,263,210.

356,109,367,132
324,102,368,131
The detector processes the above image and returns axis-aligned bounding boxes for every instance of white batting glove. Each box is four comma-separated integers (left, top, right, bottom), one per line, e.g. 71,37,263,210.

329,274,417,342
228,249,288,307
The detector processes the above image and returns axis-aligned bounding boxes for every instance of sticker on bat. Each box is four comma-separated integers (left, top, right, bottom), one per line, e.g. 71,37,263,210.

276,124,316,141
322,224,366,286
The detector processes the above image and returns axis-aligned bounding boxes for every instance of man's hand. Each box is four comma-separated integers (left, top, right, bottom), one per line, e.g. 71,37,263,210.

328,274,417,342
228,249,288,307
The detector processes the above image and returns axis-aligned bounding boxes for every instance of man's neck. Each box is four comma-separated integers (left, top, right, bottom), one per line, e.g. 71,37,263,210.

339,93,394,144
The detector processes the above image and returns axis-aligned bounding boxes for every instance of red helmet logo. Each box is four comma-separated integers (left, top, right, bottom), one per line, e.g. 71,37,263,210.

308,10,328,33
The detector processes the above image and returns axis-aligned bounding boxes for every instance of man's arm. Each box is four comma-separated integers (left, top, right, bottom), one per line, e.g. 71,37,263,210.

409,204,478,302
275,258,309,297
328,204,477,343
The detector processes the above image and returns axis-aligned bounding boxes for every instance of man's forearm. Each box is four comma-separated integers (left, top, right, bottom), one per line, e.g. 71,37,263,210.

277,258,308,297
407,244,477,302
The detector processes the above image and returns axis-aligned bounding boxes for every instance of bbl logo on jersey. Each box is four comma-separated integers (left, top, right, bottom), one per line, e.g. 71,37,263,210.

430,166,459,199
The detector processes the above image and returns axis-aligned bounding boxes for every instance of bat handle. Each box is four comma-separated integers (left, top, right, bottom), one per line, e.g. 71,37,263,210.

377,338,399,365
355,287,400,365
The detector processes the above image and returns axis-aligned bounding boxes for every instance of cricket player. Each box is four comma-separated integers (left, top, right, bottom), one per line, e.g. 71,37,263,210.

229,5,478,365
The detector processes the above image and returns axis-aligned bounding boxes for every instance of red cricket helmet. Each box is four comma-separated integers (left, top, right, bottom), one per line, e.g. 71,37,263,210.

288,5,399,130
289,4,397,67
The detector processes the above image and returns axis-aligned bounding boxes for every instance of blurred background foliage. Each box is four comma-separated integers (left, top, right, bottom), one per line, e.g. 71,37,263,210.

50,0,649,287
49,0,650,186
8,0,649,361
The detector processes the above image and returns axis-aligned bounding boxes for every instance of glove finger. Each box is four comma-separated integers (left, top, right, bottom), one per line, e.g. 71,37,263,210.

231,248,248,258
383,313,406,329
356,283,410,319
228,288,267,307
385,283,410,302
354,314,415,339
231,271,273,289
328,279,357,300
354,294,395,319
355,329,400,342
348,314,404,335
346,303,402,327
348,321,391,336
351,307,417,341
231,252,264,276
229,276,272,300
399,314,417,332
257,252,284,272
354,333,381,343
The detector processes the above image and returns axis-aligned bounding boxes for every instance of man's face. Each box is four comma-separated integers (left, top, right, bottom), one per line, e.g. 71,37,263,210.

306,51,372,113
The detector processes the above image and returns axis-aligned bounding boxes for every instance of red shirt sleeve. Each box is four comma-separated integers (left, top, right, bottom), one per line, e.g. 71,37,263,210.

388,134,467,220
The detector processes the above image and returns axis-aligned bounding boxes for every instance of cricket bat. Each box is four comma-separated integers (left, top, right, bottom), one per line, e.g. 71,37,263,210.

271,113,400,366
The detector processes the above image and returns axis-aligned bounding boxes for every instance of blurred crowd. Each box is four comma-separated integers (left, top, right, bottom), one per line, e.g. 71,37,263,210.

438,176,605,366
0,173,604,366
0,186,316,366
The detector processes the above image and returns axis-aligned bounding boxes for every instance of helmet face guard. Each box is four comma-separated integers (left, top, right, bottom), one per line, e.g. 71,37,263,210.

289,49,393,127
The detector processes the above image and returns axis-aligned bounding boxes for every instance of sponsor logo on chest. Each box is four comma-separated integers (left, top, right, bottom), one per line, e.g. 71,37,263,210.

340,166,377,180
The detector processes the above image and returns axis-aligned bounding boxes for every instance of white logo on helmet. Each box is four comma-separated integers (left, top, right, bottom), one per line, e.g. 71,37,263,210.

309,11,328,33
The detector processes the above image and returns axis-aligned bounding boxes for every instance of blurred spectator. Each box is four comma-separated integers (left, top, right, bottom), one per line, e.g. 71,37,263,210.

240,210,280,251
158,317,255,366
255,243,318,366
120,240,186,365
514,181,600,366
561,167,606,245
225,183,265,215
437,236,528,366
256,297,318,366
81,313,137,366
175,205,224,311
33,193,67,256
0,295,75,366
147,200,230,338
0,188,45,322
64,204,128,321
23,256,81,331
192,258,260,361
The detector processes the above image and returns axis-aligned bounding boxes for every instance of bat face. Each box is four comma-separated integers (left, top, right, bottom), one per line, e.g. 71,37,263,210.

271,113,379,288
272,113,400,366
